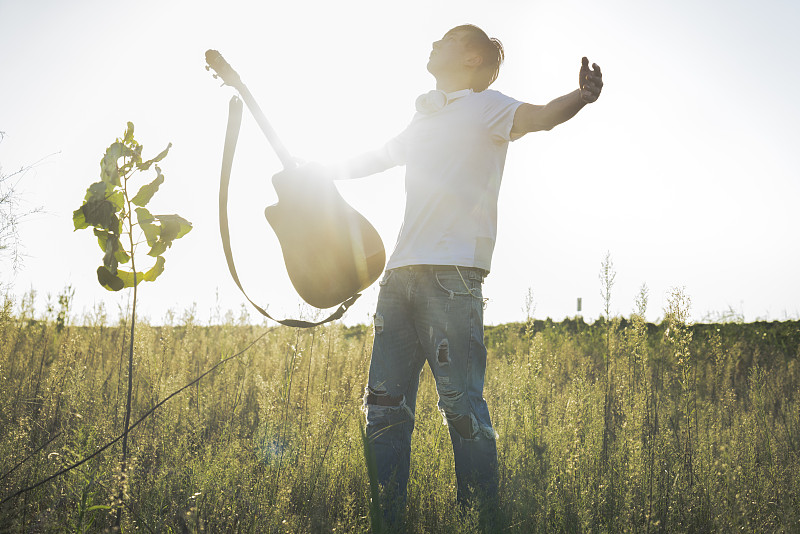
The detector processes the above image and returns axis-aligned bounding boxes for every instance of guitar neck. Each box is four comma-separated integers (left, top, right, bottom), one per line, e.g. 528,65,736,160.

234,84,296,170
206,50,296,170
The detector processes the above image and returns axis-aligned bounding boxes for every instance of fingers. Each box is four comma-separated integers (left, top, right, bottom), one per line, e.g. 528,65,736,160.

581,58,602,79
581,73,602,90
579,57,602,103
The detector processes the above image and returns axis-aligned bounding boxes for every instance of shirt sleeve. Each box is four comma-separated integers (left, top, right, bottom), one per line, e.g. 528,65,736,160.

383,117,418,165
481,90,524,143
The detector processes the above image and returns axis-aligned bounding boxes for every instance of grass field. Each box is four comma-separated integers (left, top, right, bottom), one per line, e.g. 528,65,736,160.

1,287,798,533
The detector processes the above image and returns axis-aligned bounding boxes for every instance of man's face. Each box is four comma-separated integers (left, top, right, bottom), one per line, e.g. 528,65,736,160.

426,29,474,77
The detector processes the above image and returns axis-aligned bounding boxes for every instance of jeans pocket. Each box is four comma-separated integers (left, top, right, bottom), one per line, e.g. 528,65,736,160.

434,269,481,297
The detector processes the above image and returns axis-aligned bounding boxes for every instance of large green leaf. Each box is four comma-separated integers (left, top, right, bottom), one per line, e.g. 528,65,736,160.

94,228,109,251
137,143,172,171
84,181,112,202
131,168,164,207
117,268,145,289
101,231,115,261
143,256,166,282
94,227,108,242
114,256,165,288
156,214,193,242
103,242,119,273
137,213,192,256
135,207,159,246
101,233,124,273
108,190,124,210
147,241,168,257
97,266,124,291
116,246,130,264
79,198,119,232
82,181,123,213
94,229,129,264
73,208,88,230
100,142,124,186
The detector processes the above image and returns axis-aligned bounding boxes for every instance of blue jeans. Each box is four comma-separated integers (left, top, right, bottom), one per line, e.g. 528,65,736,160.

363,265,499,518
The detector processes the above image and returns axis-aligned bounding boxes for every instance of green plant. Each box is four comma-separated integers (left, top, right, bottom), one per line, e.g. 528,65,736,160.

72,123,190,292
72,122,191,526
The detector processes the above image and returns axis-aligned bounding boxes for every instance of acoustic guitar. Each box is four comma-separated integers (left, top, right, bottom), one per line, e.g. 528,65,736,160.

205,50,386,310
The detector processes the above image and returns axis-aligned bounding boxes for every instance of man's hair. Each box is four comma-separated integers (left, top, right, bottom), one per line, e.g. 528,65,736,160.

451,24,504,92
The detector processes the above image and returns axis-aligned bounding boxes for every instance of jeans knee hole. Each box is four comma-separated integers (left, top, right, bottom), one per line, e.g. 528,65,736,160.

436,339,450,365
448,413,473,439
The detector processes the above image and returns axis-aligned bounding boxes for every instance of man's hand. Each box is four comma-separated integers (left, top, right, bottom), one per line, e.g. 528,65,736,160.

579,57,603,103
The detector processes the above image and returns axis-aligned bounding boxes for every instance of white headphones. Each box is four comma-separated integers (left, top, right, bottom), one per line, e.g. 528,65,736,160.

415,88,473,114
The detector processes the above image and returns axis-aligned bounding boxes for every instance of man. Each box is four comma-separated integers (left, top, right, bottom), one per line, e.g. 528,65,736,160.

286,23,602,526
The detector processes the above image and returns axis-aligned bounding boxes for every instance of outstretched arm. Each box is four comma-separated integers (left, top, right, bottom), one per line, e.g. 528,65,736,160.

510,57,602,138
273,146,396,185
332,146,396,180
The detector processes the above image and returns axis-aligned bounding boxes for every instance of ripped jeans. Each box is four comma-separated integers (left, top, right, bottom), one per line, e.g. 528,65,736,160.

363,265,498,516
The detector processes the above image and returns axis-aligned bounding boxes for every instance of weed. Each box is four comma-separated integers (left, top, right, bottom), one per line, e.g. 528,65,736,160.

0,286,798,532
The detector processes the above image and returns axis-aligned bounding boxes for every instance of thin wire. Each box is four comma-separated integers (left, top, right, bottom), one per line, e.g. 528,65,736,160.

455,266,489,307
0,432,63,482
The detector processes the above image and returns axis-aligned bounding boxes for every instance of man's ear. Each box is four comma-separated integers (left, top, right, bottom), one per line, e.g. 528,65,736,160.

464,53,483,68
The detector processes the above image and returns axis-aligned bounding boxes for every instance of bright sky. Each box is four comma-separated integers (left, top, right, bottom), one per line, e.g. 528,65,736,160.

1,0,798,326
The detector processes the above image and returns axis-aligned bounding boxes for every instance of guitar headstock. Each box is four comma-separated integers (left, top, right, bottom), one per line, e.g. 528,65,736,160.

205,50,242,89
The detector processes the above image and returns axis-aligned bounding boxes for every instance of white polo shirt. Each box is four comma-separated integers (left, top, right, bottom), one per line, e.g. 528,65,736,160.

384,89,523,273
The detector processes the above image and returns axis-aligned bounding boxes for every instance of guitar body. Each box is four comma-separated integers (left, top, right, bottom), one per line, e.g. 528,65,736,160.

206,49,385,311
265,171,385,309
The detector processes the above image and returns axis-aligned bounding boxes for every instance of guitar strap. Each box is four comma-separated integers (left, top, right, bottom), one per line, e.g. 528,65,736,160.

218,96,361,328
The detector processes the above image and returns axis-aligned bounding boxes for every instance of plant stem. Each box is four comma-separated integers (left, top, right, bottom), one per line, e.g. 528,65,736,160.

116,171,138,529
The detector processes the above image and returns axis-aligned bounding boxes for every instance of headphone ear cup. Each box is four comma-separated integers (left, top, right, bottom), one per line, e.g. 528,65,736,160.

415,90,448,114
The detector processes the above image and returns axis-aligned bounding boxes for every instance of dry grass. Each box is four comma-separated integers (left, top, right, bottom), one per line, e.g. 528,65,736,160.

1,286,798,532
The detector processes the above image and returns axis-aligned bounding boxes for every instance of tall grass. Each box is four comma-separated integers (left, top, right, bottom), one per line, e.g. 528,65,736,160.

0,286,798,532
